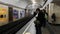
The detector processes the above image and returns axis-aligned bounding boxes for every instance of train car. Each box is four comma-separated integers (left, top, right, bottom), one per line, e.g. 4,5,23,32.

13,7,25,21
0,4,8,26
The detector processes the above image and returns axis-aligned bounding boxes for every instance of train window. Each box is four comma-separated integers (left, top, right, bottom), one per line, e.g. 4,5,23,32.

4,15,6,18
0,15,3,18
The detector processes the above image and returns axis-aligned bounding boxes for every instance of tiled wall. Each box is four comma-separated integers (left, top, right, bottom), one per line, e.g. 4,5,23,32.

48,3,60,24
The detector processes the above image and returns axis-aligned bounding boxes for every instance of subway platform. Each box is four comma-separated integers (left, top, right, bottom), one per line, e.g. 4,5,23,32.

0,14,60,34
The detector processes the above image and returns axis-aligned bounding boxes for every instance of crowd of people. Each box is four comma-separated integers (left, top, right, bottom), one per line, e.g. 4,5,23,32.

34,8,56,34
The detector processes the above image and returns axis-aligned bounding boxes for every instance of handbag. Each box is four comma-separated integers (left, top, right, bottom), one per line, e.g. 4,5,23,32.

34,19,40,25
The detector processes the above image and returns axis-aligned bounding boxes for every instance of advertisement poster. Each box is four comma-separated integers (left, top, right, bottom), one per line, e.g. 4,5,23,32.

0,8,7,22
20,10,25,18
0,4,8,26
13,9,18,19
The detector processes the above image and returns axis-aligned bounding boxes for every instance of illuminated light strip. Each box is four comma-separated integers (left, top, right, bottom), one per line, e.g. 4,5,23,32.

24,32,31,34
49,3,51,16
31,0,36,4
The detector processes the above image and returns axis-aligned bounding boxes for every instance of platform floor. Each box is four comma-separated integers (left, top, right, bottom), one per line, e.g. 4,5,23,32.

16,16,60,34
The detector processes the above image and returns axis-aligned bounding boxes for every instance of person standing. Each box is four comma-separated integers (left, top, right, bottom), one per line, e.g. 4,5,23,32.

43,9,48,27
51,13,56,22
35,8,46,34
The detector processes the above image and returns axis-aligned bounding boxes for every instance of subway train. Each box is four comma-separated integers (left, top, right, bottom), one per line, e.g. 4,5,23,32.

0,4,34,26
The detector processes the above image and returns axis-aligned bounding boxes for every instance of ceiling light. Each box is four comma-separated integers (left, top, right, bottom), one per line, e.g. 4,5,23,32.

31,0,36,4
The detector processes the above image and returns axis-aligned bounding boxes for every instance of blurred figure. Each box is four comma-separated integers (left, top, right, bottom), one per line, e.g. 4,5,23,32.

34,8,42,34
43,9,48,16
51,13,56,22
33,11,37,17
35,8,47,34
34,8,48,34
43,9,48,27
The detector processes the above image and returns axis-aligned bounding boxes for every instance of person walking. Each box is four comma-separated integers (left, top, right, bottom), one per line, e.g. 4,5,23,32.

51,13,56,22
34,8,46,34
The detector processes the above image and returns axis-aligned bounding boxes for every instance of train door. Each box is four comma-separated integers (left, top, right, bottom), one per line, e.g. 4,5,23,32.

8,7,13,22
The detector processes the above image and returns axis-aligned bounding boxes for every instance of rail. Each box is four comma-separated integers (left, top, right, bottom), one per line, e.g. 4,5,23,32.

0,15,34,34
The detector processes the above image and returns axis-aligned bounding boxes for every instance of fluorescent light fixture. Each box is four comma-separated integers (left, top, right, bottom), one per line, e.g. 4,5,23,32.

31,0,36,4
25,32,31,34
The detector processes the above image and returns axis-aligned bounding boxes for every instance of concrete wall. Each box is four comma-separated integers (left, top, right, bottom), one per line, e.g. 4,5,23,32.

48,3,54,23
53,4,60,24
48,3,60,24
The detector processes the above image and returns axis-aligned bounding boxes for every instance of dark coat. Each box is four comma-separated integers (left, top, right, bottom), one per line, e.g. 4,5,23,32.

51,13,56,19
33,12,37,16
37,10,45,21
36,10,46,27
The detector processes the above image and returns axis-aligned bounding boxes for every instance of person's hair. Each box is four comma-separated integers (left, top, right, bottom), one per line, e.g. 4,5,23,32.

36,8,40,11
